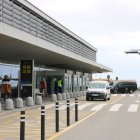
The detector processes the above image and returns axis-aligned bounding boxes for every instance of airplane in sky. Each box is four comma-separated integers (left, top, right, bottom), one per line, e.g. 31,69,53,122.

124,49,140,54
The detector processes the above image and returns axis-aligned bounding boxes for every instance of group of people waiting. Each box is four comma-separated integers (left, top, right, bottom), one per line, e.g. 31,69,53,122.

1,76,64,101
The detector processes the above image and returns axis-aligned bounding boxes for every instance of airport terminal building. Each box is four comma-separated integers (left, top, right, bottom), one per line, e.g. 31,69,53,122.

0,0,112,97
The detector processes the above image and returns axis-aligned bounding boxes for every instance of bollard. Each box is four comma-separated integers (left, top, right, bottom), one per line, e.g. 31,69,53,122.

20,111,25,140
55,102,59,132
67,99,70,126
75,98,78,122
41,106,45,140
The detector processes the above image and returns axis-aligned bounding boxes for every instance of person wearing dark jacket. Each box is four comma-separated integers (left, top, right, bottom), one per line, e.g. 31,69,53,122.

1,75,11,101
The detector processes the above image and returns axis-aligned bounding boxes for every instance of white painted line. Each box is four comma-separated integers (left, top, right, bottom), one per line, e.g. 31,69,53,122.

129,94,134,97
43,102,64,110
112,94,117,96
59,105,66,110
45,104,55,109
127,104,138,112
135,99,140,103
109,104,123,111
91,103,107,111
59,103,75,110
121,94,126,97
78,103,93,110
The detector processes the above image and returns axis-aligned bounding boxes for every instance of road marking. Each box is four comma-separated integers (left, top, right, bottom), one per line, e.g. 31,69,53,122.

60,103,75,110
47,112,96,140
109,104,123,111
45,104,55,109
42,103,63,110
128,104,138,112
135,99,140,103
121,94,126,97
129,94,134,97
78,103,93,110
112,94,117,96
110,96,124,104
91,103,107,111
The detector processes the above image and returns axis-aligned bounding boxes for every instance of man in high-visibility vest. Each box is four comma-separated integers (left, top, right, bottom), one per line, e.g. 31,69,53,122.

57,78,63,93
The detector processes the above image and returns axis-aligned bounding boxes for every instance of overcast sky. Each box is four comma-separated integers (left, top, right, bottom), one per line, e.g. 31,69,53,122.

28,0,140,85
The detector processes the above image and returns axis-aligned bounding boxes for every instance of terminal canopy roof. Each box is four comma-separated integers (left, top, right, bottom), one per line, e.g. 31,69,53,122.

0,33,112,74
0,0,112,74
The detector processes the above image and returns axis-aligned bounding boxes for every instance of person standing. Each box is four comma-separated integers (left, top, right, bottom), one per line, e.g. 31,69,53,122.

39,78,47,96
1,75,11,101
57,78,63,93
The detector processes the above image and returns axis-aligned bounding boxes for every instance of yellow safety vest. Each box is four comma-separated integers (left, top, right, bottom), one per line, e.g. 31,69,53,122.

57,80,62,87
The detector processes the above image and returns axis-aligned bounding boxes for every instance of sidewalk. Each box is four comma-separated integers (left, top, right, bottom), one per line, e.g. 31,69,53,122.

0,95,92,140
0,95,52,116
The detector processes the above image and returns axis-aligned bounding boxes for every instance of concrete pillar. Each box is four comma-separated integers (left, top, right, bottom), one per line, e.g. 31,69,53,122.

70,92,73,98
77,91,80,97
81,91,84,96
51,94,57,102
57,93,62,101
66,92,70,99
5,99,14,110
62,93,66,100
83,91,86,96
73,92,77,98
79,91,82,96
35,95,42,105
26,97,34,106
70,92,74,98
15,98,23,108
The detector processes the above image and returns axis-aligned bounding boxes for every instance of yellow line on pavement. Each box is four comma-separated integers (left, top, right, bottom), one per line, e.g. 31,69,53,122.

110,96,124,104
48,112,96,140
0,112,19,119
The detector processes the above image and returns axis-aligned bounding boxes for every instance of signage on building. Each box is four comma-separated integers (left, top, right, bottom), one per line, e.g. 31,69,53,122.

20,60,34,97
20,60,33,84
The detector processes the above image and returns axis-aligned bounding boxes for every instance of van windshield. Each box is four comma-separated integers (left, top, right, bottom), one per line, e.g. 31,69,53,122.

89,83,105,89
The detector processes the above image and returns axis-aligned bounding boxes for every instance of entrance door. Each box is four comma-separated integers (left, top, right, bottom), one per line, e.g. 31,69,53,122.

82,75,88,91
72,74,80,92
64,74,72,93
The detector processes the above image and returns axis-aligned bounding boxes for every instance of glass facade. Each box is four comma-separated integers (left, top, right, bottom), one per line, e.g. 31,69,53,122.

0,0,93,96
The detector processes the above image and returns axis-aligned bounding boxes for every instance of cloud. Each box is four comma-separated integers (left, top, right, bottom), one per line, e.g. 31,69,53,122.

28,0,140,84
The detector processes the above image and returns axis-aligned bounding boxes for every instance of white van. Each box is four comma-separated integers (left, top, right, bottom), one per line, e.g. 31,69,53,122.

86,81,110,101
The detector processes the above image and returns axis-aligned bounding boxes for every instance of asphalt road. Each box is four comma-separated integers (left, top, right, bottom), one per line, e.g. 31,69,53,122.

1,91,140,140
53,91,140,140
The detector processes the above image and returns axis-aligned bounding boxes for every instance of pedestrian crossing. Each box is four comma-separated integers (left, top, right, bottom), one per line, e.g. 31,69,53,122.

127,104,138,112
43,93,140,113
111,93,136,97
90,103,107,112
44,102,140,113
109,104,123,112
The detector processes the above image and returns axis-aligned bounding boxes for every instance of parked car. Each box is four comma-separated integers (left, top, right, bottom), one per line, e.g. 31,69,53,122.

86,81,110,101
110,80,137,93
